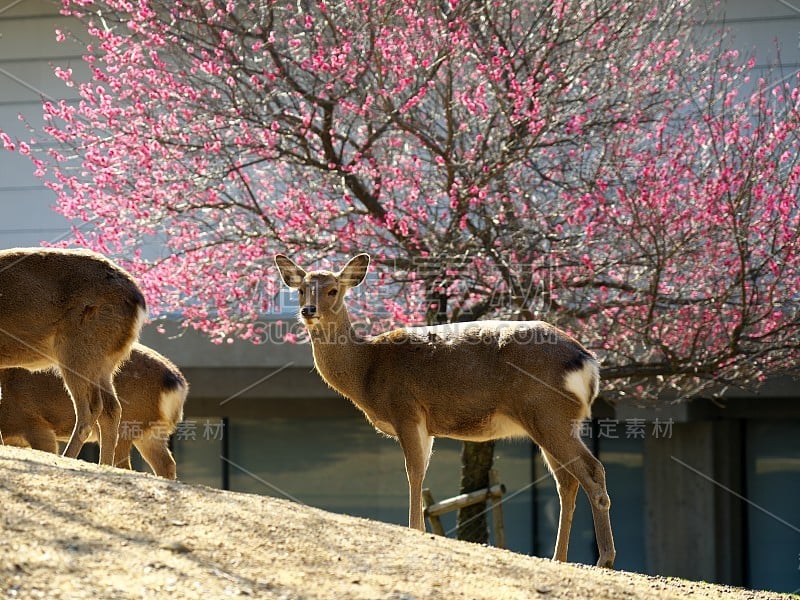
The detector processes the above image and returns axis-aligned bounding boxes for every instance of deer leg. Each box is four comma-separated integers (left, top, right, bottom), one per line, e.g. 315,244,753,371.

102,419,132,470
26,427,59,455
547,438,615,568
585,455,616,569
541,449,580,563
95,374,121,466
59,371,102,459
397,421,434,531
134,433,177,479
524,419,615,569
113,436,133,470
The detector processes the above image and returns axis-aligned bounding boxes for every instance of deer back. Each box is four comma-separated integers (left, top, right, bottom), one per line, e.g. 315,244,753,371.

0,247,146,371
309,319,598,440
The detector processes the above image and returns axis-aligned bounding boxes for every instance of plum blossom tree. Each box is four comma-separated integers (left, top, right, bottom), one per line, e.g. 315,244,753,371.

3,0,800,542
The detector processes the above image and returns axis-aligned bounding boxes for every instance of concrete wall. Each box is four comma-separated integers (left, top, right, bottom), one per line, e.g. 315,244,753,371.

643,420,746,584
711,0,800,72
3,0,800,376
1,0,798,446
645,422,716,580
0,1,82,247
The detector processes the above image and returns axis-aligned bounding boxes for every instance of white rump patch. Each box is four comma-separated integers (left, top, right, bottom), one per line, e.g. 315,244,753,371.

135,304,148,335
159,385,188,425
563,360,599,420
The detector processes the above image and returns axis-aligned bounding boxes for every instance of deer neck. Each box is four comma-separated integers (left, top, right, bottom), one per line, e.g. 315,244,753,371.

306,310,369,401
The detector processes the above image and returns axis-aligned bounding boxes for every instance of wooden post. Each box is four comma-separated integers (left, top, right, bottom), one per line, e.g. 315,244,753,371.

422,488,445,536
423,475,507,548
489,469,506,549
424,484,506,517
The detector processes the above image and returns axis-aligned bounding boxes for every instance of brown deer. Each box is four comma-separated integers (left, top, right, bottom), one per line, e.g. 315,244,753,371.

0,247,146,465
0,343,186,479
275,253,615,568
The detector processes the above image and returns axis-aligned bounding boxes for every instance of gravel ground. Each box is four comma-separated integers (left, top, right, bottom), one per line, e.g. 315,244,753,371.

0,445,790,599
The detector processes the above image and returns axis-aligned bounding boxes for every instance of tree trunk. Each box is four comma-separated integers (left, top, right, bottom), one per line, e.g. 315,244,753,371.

456,440,495,543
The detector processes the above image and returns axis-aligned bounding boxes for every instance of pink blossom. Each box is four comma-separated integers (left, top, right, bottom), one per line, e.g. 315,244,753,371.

3,0,796,401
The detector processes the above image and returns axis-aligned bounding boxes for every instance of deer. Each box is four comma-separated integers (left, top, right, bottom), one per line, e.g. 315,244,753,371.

0,247,146,466
0,343,186,479
275,253,616,568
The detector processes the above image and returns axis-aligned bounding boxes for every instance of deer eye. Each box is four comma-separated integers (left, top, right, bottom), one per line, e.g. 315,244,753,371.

328,289,338,297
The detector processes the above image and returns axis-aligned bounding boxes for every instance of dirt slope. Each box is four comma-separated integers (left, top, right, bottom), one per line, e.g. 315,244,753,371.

0,445,787,599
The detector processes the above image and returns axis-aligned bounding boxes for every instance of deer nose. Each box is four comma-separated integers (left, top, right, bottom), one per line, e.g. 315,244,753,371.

301,305,317,318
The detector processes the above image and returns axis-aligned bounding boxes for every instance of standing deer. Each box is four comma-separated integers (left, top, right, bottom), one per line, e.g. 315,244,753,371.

0,343,186,479
0,247,146,465
275,253,615,568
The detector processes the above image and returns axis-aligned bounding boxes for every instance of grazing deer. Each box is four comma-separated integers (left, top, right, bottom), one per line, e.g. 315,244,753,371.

275,253,615,568
0,247,146,465
0,343,186,479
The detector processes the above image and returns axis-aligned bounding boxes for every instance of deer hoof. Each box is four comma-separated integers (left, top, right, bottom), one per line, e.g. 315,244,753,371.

596,555,615,569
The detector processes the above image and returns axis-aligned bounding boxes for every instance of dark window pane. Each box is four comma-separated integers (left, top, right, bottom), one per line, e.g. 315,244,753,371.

173,417,224,488
746,421,800,593
600,435,645,573
205,417,536,553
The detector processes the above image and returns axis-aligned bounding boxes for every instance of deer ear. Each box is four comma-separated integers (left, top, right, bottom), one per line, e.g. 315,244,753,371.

274,254,306,289
338,253,370,288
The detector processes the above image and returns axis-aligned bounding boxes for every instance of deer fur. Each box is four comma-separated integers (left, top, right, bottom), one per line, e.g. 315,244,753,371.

275,253,616,568
0,247,146,465
0,343,186,479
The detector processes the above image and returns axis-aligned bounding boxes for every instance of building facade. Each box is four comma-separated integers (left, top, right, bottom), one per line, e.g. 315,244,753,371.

1,0,798,593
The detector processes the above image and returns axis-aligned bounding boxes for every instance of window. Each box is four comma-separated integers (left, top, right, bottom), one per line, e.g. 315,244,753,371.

172,417,225,489
171,415,648,564
745,421,800,593
173,415,535,553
